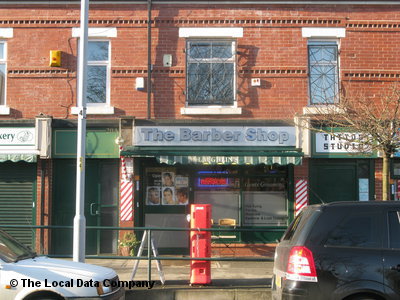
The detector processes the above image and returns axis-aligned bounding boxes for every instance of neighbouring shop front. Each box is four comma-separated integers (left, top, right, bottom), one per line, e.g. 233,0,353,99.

390,153,400,200
0,118,51,248
51,122,120,255
309,130,375,204
122,121,303,254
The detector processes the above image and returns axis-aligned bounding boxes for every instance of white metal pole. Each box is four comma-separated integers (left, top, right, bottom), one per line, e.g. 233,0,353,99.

73,0,89,263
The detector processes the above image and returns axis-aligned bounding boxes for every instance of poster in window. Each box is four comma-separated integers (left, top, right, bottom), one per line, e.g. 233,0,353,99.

359,178,369,201
146,186,161,205
148,172,162,186
162,172,175,187
175,175,189,187
176,187,189,205
162,187,177,205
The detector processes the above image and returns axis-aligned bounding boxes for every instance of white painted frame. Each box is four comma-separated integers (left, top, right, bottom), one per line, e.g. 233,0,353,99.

179,27,243,38
180,28,243,115
302,27,346,38
72,27,117,115
0,29,12,115
72,27,117,38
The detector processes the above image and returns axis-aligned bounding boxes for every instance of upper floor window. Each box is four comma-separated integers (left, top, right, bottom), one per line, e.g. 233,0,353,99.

308,40,339,105
0,42,6,107
86,40,110,105
186,40,235,106
71,27,116,115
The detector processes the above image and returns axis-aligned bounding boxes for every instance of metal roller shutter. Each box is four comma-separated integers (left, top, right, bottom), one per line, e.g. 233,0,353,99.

0,162,36,247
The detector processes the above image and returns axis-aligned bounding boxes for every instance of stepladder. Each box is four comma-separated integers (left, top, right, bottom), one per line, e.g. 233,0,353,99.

130,230,165,285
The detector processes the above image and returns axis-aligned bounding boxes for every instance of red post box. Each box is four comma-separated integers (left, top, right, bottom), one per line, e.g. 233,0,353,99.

190,204,212,285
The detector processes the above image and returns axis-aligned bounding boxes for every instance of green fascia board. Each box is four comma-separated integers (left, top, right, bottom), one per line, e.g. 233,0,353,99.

53,129,119,158
121,146,303,157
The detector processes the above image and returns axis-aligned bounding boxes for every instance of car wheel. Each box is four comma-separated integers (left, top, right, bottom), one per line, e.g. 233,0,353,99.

27,294,64,300
348,295,382,300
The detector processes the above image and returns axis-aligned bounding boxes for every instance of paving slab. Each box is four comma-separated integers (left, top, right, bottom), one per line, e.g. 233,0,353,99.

85,258,273,300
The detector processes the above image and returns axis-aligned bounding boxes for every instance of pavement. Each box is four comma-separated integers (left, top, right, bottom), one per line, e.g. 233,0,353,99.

85,258,274,300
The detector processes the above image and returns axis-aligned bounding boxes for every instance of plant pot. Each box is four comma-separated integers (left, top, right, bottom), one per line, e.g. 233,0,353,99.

120,246,131,256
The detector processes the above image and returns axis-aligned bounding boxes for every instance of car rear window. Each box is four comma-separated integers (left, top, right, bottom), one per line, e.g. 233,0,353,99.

281,207,318,242
281,212,303,241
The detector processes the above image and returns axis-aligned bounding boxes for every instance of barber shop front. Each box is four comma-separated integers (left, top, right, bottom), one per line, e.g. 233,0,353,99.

122,121,303,254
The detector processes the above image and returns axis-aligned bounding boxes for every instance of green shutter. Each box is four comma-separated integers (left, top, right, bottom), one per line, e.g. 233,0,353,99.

0,162,36,248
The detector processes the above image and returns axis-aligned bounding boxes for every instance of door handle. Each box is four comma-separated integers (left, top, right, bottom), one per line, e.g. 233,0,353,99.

390,265,400,272
90,203,99,216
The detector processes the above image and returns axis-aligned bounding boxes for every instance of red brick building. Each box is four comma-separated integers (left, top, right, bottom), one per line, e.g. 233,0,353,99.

0,0,398,256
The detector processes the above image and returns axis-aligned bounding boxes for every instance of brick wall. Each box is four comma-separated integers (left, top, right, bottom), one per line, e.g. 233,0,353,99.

35,159,52,254
375,159,383,201
0,3,399,120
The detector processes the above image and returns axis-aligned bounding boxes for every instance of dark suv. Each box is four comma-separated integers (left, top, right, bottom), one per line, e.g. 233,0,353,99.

272,201,400,300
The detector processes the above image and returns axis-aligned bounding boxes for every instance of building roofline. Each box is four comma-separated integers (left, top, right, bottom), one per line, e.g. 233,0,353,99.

2,0,400,5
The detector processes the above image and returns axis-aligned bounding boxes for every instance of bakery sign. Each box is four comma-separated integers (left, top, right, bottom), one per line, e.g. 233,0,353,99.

0,127,35,146
314,132,372,155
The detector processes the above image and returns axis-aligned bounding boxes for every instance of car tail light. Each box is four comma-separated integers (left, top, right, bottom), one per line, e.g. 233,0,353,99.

286,246,318,282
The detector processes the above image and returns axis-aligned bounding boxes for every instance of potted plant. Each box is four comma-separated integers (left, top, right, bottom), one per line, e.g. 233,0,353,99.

118,232,140,256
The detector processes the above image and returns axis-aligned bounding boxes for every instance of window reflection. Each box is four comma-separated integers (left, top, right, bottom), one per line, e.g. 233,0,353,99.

86,41,109,104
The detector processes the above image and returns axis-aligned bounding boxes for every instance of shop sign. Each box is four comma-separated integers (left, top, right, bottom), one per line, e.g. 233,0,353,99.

0,127,35,146
314,132,371,155
134,126,296,147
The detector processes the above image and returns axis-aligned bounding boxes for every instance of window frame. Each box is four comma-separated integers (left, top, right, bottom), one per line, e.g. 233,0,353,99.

185,39,238,108
307,39,340,105
0,41,7,108
71,27,116,115
83,39,111,107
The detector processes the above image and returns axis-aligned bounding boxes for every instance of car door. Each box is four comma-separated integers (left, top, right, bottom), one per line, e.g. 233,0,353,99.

0,261,18,300
382,209,400,299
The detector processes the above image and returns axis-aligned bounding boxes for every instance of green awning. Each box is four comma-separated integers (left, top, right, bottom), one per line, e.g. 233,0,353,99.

0,154,37,163
121,146,303,166
157,155,302,165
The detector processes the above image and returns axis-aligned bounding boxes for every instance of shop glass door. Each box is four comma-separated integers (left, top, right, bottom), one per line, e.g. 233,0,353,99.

52,159,119,255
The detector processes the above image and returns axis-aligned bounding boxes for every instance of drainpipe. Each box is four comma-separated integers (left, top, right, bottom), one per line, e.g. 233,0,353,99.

147,0,152,119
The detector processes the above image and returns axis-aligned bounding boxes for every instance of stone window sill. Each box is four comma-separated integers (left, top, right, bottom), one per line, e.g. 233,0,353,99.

181,107,242,115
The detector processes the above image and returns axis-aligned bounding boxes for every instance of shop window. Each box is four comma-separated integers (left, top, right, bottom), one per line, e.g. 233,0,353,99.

186,40,236,106
244,165,286,176
243,177,288,226
195,170,239,190
393,161,400,177
145,167,190,206
0,42,6,110
145,213,189,248
308,40,339,104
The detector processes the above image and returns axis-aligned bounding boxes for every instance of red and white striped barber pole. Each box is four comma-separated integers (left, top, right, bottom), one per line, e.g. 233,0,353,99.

295,179,308,216
120,149,133,221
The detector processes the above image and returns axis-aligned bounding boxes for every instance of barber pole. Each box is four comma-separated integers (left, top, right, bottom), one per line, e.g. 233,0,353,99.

295,179,308,216
120,149,133,221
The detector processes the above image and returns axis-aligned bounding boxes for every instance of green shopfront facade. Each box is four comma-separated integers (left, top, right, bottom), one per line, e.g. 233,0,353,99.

309,130,375,204
123,121,303,253
51,122,120,255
